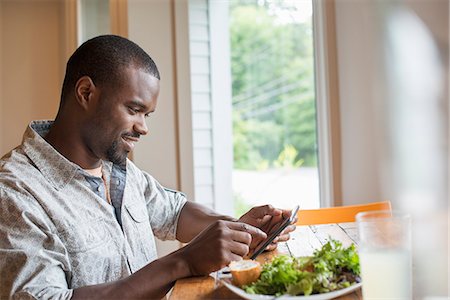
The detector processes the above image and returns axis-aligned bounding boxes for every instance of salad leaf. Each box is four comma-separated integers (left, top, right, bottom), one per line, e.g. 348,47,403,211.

243,239,360,296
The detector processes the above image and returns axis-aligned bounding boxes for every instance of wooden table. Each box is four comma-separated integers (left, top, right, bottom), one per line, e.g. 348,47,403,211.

170,223,362,300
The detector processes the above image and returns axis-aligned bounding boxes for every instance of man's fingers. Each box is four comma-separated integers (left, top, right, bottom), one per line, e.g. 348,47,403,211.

249,204,282,219
282,224,297,234
229,222,267,240
273,225,295,242
229,240,250,257
265,243,277,251
260,215,273,224
265,214,283,233
228,223,264,257
281,208,294,219
230,229,252,245
291,216,298,225
229,253,245,263
276,233,290,242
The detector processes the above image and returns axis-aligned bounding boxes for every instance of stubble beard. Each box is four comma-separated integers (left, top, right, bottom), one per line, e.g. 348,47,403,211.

106,139,128,166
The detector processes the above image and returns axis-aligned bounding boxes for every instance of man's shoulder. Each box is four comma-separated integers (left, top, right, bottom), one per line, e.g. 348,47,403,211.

125,159,154,182
1,144,35,171
0,146,41,195
124,159,170,192
124,160,186,199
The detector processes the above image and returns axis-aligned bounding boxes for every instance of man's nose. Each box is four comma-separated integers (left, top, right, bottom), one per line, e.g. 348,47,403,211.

134,116,149,136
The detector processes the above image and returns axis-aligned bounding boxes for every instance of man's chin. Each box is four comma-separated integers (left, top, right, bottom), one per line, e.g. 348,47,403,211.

106,151,128,166
111,155,127,166
106,141,129,166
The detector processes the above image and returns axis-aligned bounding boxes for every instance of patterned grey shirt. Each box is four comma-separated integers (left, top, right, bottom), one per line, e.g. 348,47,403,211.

0,121,187,299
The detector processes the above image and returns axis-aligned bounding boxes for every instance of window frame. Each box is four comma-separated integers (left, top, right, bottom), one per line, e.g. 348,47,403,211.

187,0,342,211
313,0,342,207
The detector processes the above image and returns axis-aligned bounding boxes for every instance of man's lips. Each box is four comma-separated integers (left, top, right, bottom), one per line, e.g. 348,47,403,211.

122,135,139,151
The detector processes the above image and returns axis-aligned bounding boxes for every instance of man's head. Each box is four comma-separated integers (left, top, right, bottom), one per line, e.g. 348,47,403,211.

57,35,160,167
61,35,160,105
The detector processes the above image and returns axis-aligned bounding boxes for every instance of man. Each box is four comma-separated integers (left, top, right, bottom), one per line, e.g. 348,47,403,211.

0,35,295,299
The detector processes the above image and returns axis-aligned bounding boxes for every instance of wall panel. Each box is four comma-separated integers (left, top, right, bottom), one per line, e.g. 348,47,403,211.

0,0,64,156
128,0,179,190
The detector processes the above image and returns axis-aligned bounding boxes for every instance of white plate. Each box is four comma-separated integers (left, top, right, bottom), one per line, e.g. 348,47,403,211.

221,280,362,300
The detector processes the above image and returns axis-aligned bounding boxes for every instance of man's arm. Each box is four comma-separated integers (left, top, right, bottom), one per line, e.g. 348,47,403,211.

175,200,236,242
73,219,265,299
73,202,296,299
72,250,189,299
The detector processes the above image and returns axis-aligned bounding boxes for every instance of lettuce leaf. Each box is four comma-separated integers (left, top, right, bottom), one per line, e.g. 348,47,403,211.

243,239,360,296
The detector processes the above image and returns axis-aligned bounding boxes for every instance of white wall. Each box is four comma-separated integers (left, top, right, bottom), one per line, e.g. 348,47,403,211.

334,0,383,205
333,0,448,208
128,0,180,191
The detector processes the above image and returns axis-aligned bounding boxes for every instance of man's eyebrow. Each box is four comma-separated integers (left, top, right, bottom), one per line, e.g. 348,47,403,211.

128,100,146,109
128,100,155,113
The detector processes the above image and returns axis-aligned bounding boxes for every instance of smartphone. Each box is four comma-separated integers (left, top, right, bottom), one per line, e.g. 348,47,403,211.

250,205,300,260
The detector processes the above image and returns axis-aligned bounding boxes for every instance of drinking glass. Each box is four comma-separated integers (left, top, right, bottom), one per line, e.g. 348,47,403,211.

356,210,412,299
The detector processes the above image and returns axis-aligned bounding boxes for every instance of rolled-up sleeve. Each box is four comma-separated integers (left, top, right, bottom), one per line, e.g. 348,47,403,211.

0,189,73,300
141,172,187,241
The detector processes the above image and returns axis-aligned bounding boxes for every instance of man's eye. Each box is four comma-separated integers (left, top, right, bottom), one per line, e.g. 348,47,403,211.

128,107,139,114
144,113,150,118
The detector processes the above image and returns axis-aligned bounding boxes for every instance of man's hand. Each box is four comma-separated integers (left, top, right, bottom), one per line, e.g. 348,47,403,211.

238,205,297,251
178,220,267,276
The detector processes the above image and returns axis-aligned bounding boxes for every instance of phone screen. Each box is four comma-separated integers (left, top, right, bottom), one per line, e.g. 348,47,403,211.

250,205,299,260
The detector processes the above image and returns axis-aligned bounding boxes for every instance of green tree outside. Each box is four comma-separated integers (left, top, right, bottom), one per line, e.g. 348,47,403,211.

230,0,317,169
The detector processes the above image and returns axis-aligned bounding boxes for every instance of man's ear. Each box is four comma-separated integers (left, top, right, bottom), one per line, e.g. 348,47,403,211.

74,76,97,110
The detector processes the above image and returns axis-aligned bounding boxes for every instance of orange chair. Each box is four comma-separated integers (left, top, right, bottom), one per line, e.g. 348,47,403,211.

296,201,392,225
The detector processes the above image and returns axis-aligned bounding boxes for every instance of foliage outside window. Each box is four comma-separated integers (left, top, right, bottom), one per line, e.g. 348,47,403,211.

230,0,317,170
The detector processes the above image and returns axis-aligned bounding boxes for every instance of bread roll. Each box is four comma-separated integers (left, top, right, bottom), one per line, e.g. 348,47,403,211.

229,260,262,287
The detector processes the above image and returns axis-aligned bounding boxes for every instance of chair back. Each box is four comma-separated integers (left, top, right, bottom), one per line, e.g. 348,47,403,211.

296,201,392,225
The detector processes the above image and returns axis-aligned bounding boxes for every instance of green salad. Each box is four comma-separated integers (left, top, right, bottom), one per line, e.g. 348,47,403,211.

243,239,360,296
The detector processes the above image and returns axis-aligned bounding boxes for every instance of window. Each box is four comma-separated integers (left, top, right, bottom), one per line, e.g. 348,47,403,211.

79,0,110,43
229,1,319,215
189,0,324,217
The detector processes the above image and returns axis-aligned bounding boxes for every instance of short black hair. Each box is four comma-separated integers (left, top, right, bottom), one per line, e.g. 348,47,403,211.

60,35,160,104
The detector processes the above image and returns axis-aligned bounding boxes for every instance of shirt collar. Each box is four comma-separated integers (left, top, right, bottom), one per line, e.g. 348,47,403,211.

22,120,115,190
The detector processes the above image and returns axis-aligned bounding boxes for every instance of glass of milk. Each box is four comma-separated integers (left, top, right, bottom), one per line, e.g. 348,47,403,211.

356,210,412,300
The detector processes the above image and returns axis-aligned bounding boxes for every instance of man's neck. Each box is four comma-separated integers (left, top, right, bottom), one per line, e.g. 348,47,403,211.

84,164,103,177
44,118,102,169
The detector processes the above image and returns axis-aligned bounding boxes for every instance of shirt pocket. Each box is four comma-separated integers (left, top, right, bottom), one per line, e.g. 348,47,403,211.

58,219,110,253
125,203,157,265
126,203,148,223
